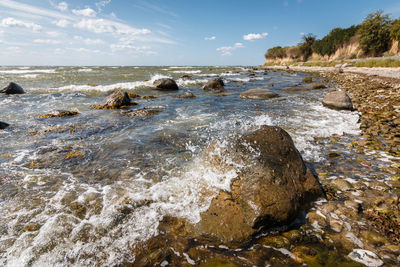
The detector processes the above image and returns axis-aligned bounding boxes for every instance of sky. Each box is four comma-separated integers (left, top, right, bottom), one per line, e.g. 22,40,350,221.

0,0,400,66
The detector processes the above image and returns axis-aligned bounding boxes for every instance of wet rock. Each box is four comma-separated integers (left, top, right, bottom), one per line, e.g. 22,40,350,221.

322,91,354,111
141,95,157,99
194,126,322,244
240,89,279,99
122,108,161,117
331,179,353,191
39,110,79,118
0,82,25,94
0,121,9,129
201,78,225,92
153,78,179,91
307,83,326,89
176,92,196,99
180,75,192,81
128,93,141,98
91,90,137,109
283,87,310,92
348,249,383,267
302,77,313,83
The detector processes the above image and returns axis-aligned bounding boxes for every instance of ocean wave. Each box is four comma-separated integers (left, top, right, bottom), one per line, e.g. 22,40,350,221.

172,70,202,74
0,69,56,74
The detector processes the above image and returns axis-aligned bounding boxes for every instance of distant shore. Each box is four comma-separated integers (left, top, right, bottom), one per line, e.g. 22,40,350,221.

260,64,400,81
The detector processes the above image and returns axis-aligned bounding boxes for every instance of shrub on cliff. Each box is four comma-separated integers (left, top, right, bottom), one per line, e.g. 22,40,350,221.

313,26,359,56
390,19,400,41
299,34,316,61
358,10,392,56
264,46,287,59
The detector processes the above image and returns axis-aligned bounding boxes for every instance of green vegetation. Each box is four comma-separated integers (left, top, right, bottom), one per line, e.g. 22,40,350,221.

265,10,400,62
358,10,392,56
390,19,400,41
312,26,359,56
355,58,400,67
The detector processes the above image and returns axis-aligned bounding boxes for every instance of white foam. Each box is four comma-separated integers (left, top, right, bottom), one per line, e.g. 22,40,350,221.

172,70,201,74
0,69,56,74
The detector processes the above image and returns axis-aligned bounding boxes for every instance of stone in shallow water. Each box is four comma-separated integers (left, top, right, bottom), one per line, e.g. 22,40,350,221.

153,78,179,91
0,82,25,94
307,83,326,89
39,110,79,118
283,87,310,92
322,90,354,111
176,92,196,99
194,126,322,244
240,88,279,99
0,121,9,129
348,249,383,267
201,78,225,92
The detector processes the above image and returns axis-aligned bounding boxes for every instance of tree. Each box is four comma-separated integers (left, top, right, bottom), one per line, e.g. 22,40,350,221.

390,19,400,41
299,34,316,60
358,10,392,56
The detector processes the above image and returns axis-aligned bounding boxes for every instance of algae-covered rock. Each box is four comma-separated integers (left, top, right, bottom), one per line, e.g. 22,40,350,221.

122,108,161,117
194,126,323,244
0,82,25,94
91,90,137,109
176,92,196,99
283,87,310,92
39,110,79,118
240,88,279,99
302,77,313,83
307,83,327,89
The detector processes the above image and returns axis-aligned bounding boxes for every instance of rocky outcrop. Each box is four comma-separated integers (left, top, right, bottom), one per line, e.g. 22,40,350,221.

91,90,137,109
153,78,179,91
240,89,279,99
322,90,354,110
307,83,327,89
0,82,25,94
0,121,9,129
201,78,225,92
39,110,79,118
194,126,322,244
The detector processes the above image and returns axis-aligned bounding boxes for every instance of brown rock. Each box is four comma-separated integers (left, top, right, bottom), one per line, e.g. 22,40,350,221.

106,90,131,107
283,87,310,92
302,77,313,83
0,82,25,94
176,92,196,99
194,126,322,244
240,89,279,99
322,91,354,110
153,78,179,91
39,110,79,118
122,108,161,117
202,78,225,92
307,83,326,89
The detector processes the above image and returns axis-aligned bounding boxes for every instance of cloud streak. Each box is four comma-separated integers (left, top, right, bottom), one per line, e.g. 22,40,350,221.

243,32,268,41
0,17,42,32
217,42,244,56
205,36,216,41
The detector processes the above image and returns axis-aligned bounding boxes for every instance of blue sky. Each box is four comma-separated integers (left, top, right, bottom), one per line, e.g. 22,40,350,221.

0,0,400,66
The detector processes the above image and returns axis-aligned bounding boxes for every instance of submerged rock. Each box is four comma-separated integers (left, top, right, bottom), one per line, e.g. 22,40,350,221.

283,87,310,92
122,108,161,117
176,92,196,99
194,126,322,244
91,90,137,109
240,88,279,99
180,75,192,81
302,77,313,83
39,110,79,118
153,78,179,91
322,91,354,110
201,78,225,92
307,83,327,89
0,121,9,129
0,82,25,94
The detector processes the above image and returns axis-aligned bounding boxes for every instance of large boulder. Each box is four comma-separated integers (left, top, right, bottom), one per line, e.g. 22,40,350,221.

0,121,9,129
0,82,25,94
194,126,322,244
201,78,225,92
322,90,354,110
240,88,279,99
153,78,179,91
106,90,131,107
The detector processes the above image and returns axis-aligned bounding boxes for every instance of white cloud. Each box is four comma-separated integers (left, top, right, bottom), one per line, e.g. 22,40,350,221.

0,17,42,32
33,39,61,44
53,19,70,28
96,0,112,12
243,32,268,41
205,36,216,41
74,18,151,36
217,42,244,56
72,47,101,53
72,8,97,17
56,1,68,11
0,0,72,20
284,1,289,7
0,40,3,44
74,36,105,45
47,31,61,37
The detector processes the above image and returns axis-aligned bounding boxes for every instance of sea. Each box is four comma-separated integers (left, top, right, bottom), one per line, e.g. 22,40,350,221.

0,66,361,266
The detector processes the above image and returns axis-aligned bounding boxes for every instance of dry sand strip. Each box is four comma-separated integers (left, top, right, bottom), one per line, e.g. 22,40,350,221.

263,65,400,80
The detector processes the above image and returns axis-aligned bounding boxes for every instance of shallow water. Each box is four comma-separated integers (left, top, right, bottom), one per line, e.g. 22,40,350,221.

0,66,361,266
